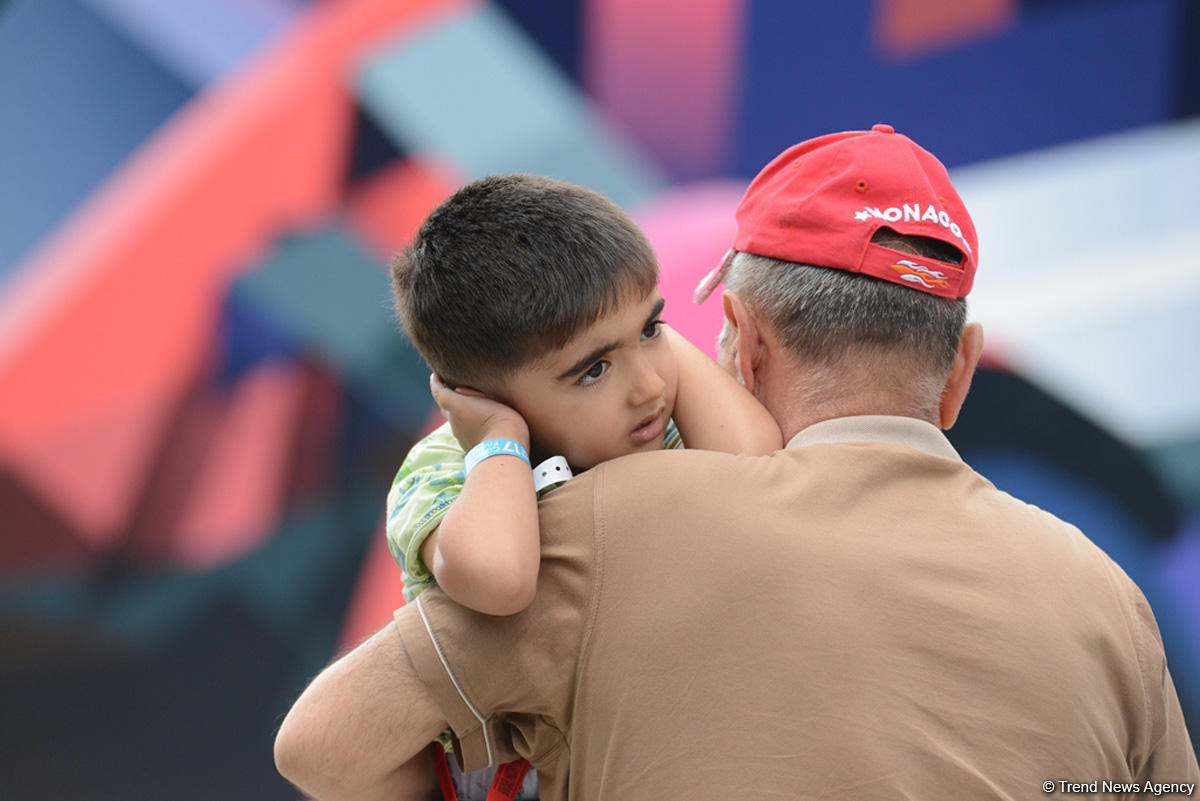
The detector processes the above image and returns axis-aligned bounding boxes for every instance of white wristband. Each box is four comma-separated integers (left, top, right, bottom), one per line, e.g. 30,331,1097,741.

532,456,573,492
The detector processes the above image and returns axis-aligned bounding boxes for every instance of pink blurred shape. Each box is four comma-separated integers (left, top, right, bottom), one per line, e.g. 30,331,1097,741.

584,0,746,179
635,181,746,358
339,524,411,651
167,362,308,568
116,361,327,569
873,0,1017,60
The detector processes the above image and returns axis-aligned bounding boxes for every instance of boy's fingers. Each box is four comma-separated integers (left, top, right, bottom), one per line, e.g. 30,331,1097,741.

429,373,448,406
455,387,486,398
431,372,486,399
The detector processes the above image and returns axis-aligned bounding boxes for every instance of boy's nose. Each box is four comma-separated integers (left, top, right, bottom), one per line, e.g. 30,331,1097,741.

628,352,666,407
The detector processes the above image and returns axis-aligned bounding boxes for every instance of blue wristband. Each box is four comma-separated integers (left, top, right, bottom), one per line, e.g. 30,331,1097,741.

464,438,531,475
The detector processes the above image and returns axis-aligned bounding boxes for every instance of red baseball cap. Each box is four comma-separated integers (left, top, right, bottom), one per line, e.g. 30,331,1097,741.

694,124,978,303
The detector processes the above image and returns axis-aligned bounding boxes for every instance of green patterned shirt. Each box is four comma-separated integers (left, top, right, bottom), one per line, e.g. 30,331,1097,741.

386,419,684,601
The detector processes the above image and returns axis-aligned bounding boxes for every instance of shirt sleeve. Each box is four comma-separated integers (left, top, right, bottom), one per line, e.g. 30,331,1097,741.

1128,581,1200,783
664,418,684,450
385,422,466,601
391,470,601,773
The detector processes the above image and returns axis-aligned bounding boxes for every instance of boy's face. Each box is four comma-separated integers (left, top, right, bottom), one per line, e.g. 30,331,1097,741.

500,290,678,470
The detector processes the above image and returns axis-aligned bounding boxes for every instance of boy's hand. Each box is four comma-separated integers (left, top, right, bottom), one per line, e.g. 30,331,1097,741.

429,374,530,452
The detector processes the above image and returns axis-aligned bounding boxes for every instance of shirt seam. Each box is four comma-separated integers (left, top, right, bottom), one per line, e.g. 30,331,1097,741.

567,464,606,758
416,593,495,766
1097,557,1154,775
787,415,960,460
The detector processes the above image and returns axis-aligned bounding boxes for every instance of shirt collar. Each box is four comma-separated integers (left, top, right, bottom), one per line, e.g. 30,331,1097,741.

786,415,962,461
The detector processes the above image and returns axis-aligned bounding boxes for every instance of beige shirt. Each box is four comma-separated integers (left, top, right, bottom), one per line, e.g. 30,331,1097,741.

395,415,1198,800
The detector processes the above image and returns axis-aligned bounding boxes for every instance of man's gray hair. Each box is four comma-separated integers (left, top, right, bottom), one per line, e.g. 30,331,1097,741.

720,249,967,416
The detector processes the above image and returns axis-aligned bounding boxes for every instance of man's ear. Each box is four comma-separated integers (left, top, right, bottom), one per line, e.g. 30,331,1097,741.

939,321,985,430
721,290,763,393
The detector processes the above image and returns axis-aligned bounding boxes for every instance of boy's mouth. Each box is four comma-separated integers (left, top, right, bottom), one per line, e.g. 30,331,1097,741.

629,408,667,444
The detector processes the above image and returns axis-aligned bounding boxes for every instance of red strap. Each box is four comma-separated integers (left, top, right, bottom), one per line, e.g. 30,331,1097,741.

433,742,459,801
485,758,531,801
432,743,531,801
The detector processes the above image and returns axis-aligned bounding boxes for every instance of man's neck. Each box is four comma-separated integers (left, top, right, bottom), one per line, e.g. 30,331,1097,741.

772,382,941,445
754,350,944,444
779,409,937,445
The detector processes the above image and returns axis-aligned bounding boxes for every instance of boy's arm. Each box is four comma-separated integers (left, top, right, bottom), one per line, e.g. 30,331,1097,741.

423,374,540,616
664,325,782,455
386,425,468,601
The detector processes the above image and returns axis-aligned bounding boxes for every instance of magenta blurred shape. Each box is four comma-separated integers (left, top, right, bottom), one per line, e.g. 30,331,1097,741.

585,0,746,180
635,181,745,359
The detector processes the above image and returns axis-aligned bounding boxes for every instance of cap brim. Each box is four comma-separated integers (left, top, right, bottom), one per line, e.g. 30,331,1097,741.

693,249,735,304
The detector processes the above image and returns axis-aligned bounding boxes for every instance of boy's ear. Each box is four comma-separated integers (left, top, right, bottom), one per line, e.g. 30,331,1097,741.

720,290,761,393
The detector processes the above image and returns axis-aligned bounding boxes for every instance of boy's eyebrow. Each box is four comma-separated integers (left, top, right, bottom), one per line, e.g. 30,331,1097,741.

646,296,666,324
555,297,666,381
556,345,614,382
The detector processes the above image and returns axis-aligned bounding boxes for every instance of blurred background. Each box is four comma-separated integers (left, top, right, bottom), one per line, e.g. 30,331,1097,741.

0,0,1197,797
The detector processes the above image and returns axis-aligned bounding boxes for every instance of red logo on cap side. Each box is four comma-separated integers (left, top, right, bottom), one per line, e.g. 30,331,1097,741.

889,259,950,290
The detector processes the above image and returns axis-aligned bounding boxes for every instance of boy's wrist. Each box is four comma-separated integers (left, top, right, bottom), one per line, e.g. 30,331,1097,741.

476,418,530,449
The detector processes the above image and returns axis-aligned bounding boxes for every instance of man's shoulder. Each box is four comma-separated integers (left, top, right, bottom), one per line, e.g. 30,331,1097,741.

536,448,761,524
595,447,768,495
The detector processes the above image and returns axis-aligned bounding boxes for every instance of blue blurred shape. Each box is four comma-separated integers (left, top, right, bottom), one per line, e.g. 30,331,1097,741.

348,102,409,184
0,0,191,280
737,0,1176,173
214,288,302,386
228,227,431,432
1157,522,1200,707
80,0,305,88
492,0,584,81
356,2,661,209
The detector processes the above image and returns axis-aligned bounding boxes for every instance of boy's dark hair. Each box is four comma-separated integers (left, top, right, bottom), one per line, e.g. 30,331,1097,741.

392,174,658,390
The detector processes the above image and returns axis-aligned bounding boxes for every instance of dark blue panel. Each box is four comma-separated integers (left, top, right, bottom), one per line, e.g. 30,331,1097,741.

0,0,192,277
736,0,1174,174
215,281,303,386
347,103,408,185
493,0,583,81
1173,0,1200,117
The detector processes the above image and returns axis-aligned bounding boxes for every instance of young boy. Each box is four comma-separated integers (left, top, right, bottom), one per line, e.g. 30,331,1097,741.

387,174,781,617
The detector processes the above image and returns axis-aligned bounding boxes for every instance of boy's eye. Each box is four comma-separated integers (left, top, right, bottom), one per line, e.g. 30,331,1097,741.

641,319,664,340
577,361,609,386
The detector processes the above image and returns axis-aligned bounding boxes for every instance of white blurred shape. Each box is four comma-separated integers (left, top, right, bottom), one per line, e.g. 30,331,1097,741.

955,118,1200,446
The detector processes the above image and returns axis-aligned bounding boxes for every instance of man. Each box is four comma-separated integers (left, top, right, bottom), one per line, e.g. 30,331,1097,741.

275,125,1199,801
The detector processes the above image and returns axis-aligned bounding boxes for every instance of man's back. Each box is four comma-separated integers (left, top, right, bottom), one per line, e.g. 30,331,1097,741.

548,416,1195,799
389,415,1196,800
